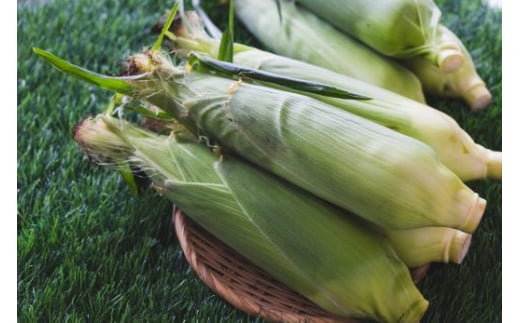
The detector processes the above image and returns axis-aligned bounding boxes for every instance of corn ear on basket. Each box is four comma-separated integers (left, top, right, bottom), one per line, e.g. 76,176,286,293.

73,114,430,322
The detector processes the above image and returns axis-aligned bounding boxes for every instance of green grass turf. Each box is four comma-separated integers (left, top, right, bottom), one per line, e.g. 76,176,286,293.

18,0,501,322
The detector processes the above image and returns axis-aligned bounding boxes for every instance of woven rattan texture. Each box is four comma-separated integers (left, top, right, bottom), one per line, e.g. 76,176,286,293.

173,208,428,323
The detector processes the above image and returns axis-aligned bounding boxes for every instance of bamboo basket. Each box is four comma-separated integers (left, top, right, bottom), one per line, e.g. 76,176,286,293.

172,207,430,323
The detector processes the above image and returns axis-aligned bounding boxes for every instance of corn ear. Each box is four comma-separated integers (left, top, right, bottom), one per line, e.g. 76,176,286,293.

293,0,464,71
233,0,426,103
73,114,429,322
383,227,472,268
137,51,487,232
404,25,493,111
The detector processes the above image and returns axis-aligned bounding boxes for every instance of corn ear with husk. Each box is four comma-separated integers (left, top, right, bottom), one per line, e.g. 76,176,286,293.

73,113,430,322
383,227,472,268
403,25,493,110
137,100,476,270
162,16,502,182
34,47,488,232
293,0,464,72
232,0,426,103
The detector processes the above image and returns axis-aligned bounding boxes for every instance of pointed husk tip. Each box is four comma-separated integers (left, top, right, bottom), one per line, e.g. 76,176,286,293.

399,298,429,323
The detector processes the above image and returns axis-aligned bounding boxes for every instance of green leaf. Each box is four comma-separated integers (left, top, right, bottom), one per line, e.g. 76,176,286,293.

189,52,370,100
217,0,234,62
33,48,136,95
152,1,180,51
117,162,139,197
217,28,234,62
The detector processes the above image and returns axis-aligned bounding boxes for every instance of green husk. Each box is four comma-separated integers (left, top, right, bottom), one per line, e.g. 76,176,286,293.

73,114,429,322
293,0,464,71
164,15,501,181
383,227,472,267
232,0,426,102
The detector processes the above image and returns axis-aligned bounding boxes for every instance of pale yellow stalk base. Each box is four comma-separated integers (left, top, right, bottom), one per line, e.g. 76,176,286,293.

448,230,472,264
486,150,502,180
457,192,487,233
438,48,464,73
464,83,493,111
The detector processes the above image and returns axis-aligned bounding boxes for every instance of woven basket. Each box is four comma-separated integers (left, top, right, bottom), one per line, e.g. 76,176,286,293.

173,207,430,323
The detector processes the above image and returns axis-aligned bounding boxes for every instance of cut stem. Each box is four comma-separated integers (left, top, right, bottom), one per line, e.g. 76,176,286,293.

384,227,472,267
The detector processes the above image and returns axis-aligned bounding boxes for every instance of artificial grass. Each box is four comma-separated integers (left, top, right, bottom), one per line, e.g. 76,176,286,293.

17,0,501,322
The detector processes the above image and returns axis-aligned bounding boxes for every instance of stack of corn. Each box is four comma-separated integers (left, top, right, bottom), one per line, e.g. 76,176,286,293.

32,1,501,321
232,0,492,110
164,10,501,182
73,113,430,322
